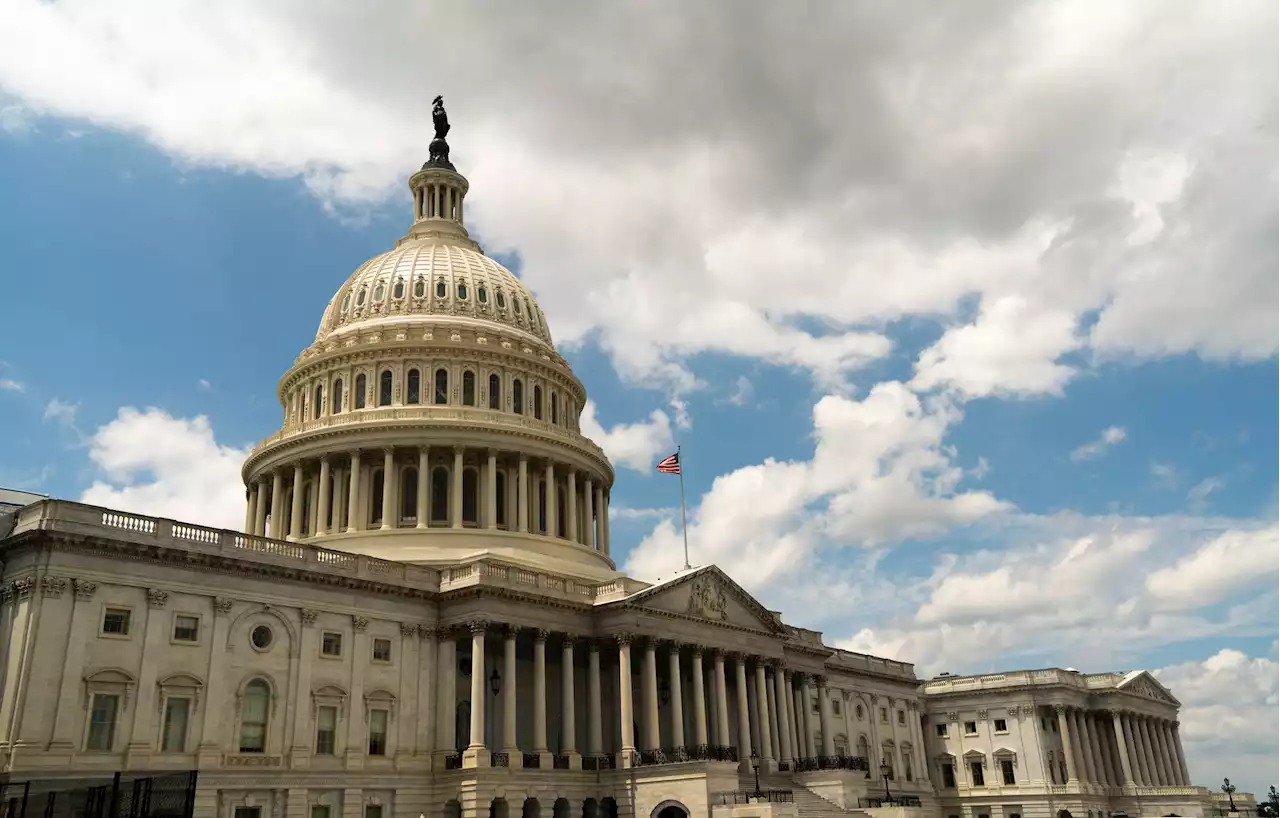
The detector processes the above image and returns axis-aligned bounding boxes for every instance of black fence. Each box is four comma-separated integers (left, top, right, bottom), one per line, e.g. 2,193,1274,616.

0,771,197,818
860,796,922,808
633,744,739,767
792,755,869,773
712,791,795,805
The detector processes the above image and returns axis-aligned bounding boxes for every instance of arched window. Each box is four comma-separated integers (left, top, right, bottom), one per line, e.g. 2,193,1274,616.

414,278,426,298
356,288,366,307
537,481,547,534
462,371,476,406
370,469,384,525
533,386,543,420
496,291,507,310
436,280,447,299
314,384,323,419
301,482,312,534
239,679,270,752
434,368,449,404
478,286,488,304
556,487,566,537
378,371,393,406
401,468,418,522
407,368,421,405
457,282,468,300
496,472,507,529
431,467,449,523
373,281,385,302
332,379,344,414
462,469,478,524
488,374,501,410
551,393,558,425
393,278,405,299
355,374,367,409
512,379,524,414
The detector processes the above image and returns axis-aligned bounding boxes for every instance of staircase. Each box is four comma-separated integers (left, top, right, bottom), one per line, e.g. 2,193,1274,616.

737,772,875,818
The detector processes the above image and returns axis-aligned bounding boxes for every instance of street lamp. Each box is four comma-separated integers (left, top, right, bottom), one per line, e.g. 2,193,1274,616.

1223,778,1238,813
489,667,501,697
750,751,762,799
880,759,893,804
658,676,671,706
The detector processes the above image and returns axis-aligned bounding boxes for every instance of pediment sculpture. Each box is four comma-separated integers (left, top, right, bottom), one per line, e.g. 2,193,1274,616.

687,576,728,621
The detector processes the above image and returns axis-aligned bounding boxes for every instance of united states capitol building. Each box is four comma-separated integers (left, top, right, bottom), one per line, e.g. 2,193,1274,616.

0,107,1227,818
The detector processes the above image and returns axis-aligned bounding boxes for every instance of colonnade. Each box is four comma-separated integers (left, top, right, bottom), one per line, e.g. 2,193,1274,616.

242,446,610,556
1051,705,1190,789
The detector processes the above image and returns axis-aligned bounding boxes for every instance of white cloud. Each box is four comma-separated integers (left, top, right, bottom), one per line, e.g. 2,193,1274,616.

1186,475,1224,511
577,401,675,473
725,376,754,406
0,379,23,393
1070,425,1128,461
1144,525,1279,608
0,103,33,134
79,407,250,530
42,398,77,424
197,378,212,392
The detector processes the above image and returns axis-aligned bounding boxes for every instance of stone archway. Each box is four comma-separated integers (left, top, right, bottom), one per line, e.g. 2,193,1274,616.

553,799,571,818
1058,811,1073,818
651,801,689,818
490,799,510,818
582,799,599,818
601,799,618,818
522,799,541,818
443,801,462,818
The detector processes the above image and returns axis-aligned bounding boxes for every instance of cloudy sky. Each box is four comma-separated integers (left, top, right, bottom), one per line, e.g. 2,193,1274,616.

0,0,1275,792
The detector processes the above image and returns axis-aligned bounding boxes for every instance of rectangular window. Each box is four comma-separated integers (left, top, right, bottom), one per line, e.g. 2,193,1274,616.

964,721,978,735
364,808,383,818
942,764,956,789
311,807,330,818
1041,717,1048,731
101,608,131,636
372,638,392,662
936,723,948,737
1051,719,1058,733
321,632,343,657
172,615,199,642
234,810,262,818
1001,759,1016,785
832,698,841,715
897,709,906,725
316,706,338,754
161,697,191,752
880,707,888,723
86,693,119,750
994,717,1008,733
368,709,389,756
902,752,913,781
971,762,985,786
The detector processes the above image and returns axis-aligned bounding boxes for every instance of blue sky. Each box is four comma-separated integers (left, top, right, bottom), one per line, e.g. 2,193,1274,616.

0,0,1276,791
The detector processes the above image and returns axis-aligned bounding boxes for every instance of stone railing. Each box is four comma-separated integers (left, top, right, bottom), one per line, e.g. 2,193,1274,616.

923,668,1103,694
828,648,916,680
249,404,609,465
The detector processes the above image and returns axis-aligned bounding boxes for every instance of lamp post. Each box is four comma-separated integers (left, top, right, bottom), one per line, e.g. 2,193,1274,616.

751,750,762,799
1223,778,1238,813
489,667,501,697
880,759,893,804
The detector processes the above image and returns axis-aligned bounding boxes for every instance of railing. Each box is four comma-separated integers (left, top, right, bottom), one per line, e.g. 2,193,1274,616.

523,752,541,769
553,753,570,770
491,752,509,768
444,753,462,770
582,755,616,771
793,755,869,772
860,796,922,808
712,791,795,805
633,744,738,766
0,771,198,818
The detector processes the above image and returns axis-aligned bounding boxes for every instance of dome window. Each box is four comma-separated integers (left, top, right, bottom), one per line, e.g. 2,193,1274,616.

488,374,501,410
462,371,476,406
314,384,324,419
373,282,386,302
436,280,447,299
379,371,393,407
533,386,543,420
478,286,488,304
414,278,426,298
332,378,344,414
431,468,449,523
496,291,507,310
551,393,558,425
513,298,522,315
512,379,524,415
356,288,367,307
526,300,537,326
457,282,468,300
434,368,449,405
393,279,405,299
369,469,384,525
406,369,421,405
341,293,351,313
462,469,479,524
355,374,367,409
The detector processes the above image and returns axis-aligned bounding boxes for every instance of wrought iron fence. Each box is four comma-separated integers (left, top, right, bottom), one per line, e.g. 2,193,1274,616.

522,752,541,769
552,754,570,770
582,755,616,771
633,744,738,767
0,771,197,818
444,753,463,770
793,755,869,772
491,752,509,768
860,796,922,808
712,791,795,805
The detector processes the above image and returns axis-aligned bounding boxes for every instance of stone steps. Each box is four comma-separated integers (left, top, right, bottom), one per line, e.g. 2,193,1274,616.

737,775,874,818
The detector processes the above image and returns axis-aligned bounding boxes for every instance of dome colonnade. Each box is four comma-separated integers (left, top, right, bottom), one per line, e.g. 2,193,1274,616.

241,141,615,578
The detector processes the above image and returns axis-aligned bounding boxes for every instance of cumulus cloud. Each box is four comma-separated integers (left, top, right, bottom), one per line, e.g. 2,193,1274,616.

0,379,23,393
1144,525,1279,608
577,401,675,473
1070,425,1128,461
79,407,250,530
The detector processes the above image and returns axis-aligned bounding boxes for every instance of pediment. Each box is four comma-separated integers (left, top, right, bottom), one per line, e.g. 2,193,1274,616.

620,566,785,634
1118,671,1181,706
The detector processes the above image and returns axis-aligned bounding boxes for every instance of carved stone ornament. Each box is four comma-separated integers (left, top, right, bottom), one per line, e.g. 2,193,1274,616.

976,709,989,720
214,597,234,616
73,579,98,600
299,609,318,627
41,575,68,598
687,576,729,622
399,622,419,637
947,712,959,721
147,589,169,609
417,624,437,640
352,616,370,632
11,578,34,600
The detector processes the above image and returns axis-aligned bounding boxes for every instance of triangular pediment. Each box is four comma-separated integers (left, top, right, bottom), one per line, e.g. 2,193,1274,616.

1117,671,1181,706
620,566,786,634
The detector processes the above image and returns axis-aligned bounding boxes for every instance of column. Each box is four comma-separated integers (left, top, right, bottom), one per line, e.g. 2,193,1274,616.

466,622,487,755
1073,709,1097,784
1121,713,1145,786
1083,711,1105,785
774,666,793,766
1055,705,1079,783
583,478,596,548
375,449,393,529
451,446,464,528
253,479,268,536
544,461,556,537
734,656,753,761
502,628,517,752
1170,721,1190,785
287,463,304,539
566,470,578,542
1137,717,1160,786
346,450,361,533
691,648,708,747
667,643,685,749
518,455,529,533
714,651,731,748
755,662,775,764
785,672,801,761
618,635,636,757
243,488,256,535
588,642,604,757
416,447,429,528
1148,717,1170,785
643,640,660,750
800,674,817,758
533,629,549,753
486,449,498,529
315,458,331,536
562,637,578,756
1156,720,1178,786
602,491,611,554
595,487,606,554
765,673,780,763
817,677,836,757
269,469,283,537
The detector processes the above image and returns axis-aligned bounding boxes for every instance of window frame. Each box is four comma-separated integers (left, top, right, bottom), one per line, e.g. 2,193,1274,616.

85,692,121,752
964,720,978,736
935,723,948,738
368,708,390,756
320,631,344,658
238,678,272,753
171,612,201,644
315,704,339,755
434,368,449,405
994,717,1008,733
100,605,132,639
160,695,192,753
378,370,393,407
371,637,392,663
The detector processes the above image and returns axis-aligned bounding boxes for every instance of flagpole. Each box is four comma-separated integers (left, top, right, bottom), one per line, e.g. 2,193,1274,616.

677,445,691,570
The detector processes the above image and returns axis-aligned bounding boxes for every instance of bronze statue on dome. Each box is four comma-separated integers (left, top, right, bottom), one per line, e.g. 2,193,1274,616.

425,95,455,170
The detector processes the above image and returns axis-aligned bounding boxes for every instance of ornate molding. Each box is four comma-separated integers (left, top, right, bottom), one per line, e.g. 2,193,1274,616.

615,632,633,647
147,589,170,609
399,622,419,637
11,578,34,601
534,627,550,642
73,579,98,600
41,575,68,598
352,616,370,632
976,709,989,721
214,597,235,616
467,619,489,634
299,609,318,627
947,712,959,721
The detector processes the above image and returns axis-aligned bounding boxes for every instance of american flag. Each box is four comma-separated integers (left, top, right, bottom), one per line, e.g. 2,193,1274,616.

656,452,681,475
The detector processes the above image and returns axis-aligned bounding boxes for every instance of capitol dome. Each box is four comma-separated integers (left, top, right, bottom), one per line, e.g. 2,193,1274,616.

239,117,616,580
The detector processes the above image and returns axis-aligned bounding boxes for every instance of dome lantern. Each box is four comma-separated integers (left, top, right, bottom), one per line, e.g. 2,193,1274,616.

404,97,472,247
